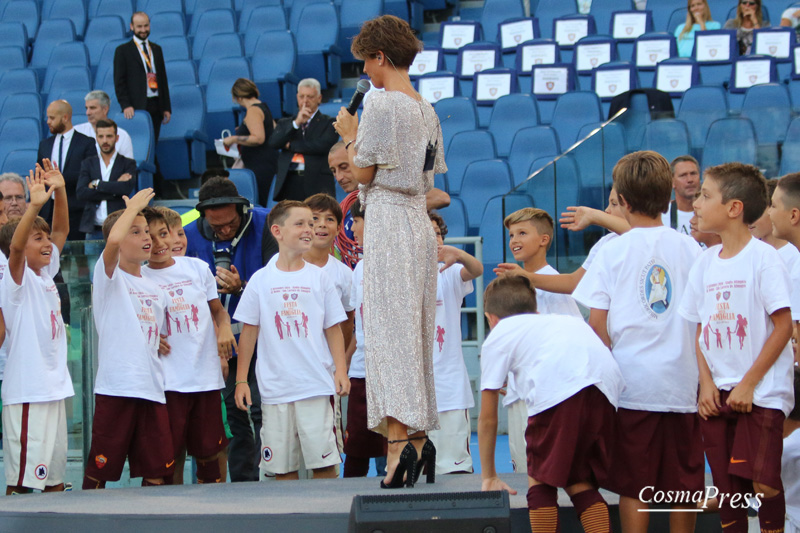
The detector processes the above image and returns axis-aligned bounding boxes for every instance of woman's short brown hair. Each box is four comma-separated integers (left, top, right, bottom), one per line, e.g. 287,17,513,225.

350,15,422,68
231,78,259,99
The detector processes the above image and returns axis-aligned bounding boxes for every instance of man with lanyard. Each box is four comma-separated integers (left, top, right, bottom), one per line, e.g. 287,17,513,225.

184,177,276,482
662,155,701,237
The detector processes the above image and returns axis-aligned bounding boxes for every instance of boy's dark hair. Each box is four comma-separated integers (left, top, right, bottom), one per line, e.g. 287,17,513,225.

304,193,343,225
268,200,309,228
777,172,800,210
154,206,182,229
484,276,538,318
142,206,167,229
200,169,230,185
613,151,672,218
503,207,553,250
428,210,447,238
0,216,51,258
102,208,145,241
704,163,767,226
351,197,365,218
198,176,238,202
791,367,800,421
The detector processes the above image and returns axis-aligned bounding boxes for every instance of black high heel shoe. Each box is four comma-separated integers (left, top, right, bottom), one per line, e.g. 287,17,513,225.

380,437,422,489
413,438,436,485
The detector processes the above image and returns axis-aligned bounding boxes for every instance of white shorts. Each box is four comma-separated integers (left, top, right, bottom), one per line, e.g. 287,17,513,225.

259,396,341,475
428,409,472,474
2,400,67,490
506,399,527,474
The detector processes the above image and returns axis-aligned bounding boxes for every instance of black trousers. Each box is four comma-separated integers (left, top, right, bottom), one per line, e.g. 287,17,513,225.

145,97,162,141
222,355,262,482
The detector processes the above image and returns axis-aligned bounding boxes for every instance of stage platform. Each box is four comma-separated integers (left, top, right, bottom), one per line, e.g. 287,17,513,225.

0,473,727,533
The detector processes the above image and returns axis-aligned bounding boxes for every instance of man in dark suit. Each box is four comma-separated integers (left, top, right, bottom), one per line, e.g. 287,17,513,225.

37,100,97,240
114,12,171,141
76,119,137,239
268,79,340,201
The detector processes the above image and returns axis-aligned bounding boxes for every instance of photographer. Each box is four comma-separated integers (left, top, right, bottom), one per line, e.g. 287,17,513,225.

184,177,276,482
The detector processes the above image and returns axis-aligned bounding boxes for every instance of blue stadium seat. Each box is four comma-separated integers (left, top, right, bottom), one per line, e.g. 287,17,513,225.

549,91,602,148
417,70,459,104
499,18,541,68
30,19,77,72
338,0,384,64
507,125,560,186
149,12,187,41
437,196,468,238
479,192,534,266
251,30,299,117
439,20,481,71
677,85,728,156
1,149,38,175
641,118,691,163
633,32,677,87
94,38,127,88
156,84,207,181
191,12,237,58
779,116,800,175
239,0,283,31
0,69,38,110
460,159,514,232
573,121,626,208
652,0,684,33
228,168,259,205
0,92,41,123
655,56,700,98
204,57,251,146
552,14,596,56
741,82,791,176
47,89,86,116
692,29,738,86
702,117,757,169
94,66,120,111
165,60,199,88
294,2,341,91
488,93,539,157
473,68,518,126
444,130,497,195
0,46,26,75
514,39,560,92
574,35,618,90
84,16,127,69
141,0,185,15
592,61,637,116
480,0,525,44
44,0,86,37
611,91,650,150
94,0,133,25
410,47,445,79
590,0,632,36
288,0,328,32
433,172,449,194
113,111,156,189
45,66,91,99
433,96,478,153
0,21,28,51
2,0,39,40
43,43,90,94
457,41,502,97
528,63,577,122
535,0,577,39
609,10,653,62
0,118,42,171
753,27,795,81
160,36,192,62
242,6,287,56
197,34,243,84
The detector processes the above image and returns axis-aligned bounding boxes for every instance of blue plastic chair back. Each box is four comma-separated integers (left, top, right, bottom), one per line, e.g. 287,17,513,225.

3,0,39,38
740,83,791,144
481,0,525,45
46,0,87,37
149,11,186,41
30,19,77,70
592,61,637,102
190,8,236,40
479,193,534,264
444,130,497,194
1,149,39,175
95,0,133,24
84,16,127,67
507,125,560,186
288,0,328,33
0,46,26,75
228,168,259,205
165,60,199,87
633,32,677,70
779,116,800,175
655,57,699,96
46,66,92,97
677,85,729,150
472,68,518,109
498,17,541,53
702,117,757,169
641,118,691,162
252,30,296,81
534,0,577,39
44,43,90,92
489,93,539,157
460,159,514,231
552,14,596,49
242,6,288,56
573,35,617,74
457,41,502,79
550,90,602,148
434,96,477,152
729,55,778,93
0,22,28,51
0,92,41,122
437,197,468,238
295,2,339,54
198,35,244,84
113,111,154,166
161,36,192,62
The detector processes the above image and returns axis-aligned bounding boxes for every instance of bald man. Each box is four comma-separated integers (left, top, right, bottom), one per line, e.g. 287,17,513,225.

37,100,97,240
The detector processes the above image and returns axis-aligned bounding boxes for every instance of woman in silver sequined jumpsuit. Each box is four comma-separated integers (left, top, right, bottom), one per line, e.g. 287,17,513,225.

334,15,447,487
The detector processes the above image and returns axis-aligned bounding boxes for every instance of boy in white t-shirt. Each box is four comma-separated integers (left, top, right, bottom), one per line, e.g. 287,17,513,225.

478,275,624,533
142,208,236,484
0,162,72,494
83,188,174,489
154,205,188,258
426,211,483,475
679,162,794,533
573,151,704,532
781,369,800,532
495,207,583,474
343,198,387,477
769,174,800,355
234,200,349,481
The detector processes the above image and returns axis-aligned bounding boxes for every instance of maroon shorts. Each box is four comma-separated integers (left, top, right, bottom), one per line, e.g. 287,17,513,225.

344,378,387,458
701,390,785,492
608,409,705,499
85,395,174,482
165,390,229,459
525,386,615,488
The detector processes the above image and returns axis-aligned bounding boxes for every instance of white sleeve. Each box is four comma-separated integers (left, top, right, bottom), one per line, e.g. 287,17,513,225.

678,261,703,323
790,262,800,321
321,272,348,329
339,265,354,312
45,244,60,278
92,254,119,312
480,327,512,391
232,274,261,326
4,263,24,306
117,129,135,159
760,254,793,315
572,250,611,310
200,262,219,302
349,268,359,311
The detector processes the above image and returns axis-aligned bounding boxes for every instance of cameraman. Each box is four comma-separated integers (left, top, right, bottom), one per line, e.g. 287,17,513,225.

184,177,277,482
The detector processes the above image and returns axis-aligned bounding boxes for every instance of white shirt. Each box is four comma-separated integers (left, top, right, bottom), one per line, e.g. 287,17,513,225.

233,260,347,404
782,428,800,528
50,127,75,171
433,264,475,412
777,243,800,321
481,314,624,417
93,151,118,226
133,36,159,98
349,261,365,379
581,232,619,272
574,226,702,412
74,121,135,160
660,207,693,237
2,247,74,405
321,255,354,312
678,238,795,416
142,257,225,392
92,256,168,403
0,252,8,380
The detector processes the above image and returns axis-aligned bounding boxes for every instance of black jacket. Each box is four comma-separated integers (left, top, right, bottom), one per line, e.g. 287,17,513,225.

76,154,137,234
113,39,171,114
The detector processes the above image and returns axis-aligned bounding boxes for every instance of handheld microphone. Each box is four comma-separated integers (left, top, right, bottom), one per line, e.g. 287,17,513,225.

347,79,371,115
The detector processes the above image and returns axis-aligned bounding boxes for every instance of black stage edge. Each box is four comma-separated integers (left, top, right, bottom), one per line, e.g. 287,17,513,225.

0,474,723,533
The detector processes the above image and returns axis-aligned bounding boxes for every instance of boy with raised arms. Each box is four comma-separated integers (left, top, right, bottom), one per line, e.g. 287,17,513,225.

234,200,349,480
680,162,794,533
83,188,173,489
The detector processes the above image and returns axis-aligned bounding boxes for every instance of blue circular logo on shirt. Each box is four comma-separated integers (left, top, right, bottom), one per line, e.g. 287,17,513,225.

644,264,672,314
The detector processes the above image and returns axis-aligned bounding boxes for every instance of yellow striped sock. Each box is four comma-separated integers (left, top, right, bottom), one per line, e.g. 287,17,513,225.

529,506,559,533
579,501,610,533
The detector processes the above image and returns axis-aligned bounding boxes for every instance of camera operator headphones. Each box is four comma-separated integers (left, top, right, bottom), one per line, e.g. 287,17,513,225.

195,195,254,247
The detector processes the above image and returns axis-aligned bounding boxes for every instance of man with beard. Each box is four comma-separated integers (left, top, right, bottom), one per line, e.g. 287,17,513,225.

74,91,134,159
661,155,701,236
36,100,96,240
114,12,171,141
76,120,137,239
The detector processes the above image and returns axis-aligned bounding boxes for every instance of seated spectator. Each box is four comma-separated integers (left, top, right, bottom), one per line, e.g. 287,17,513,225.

74,91,134,160
724,0,769,55
675,0,721,57
780,5,800,40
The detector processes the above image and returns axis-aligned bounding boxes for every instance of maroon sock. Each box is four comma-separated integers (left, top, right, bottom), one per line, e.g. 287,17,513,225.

527,484,560,533
758,492,785,533
195,456,222,483
344,456,370,478
569,489,611,533
718,495,749,533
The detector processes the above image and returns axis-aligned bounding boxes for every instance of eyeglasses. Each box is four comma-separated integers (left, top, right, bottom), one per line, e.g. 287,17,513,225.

2,195,25,204
740,1,757,5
